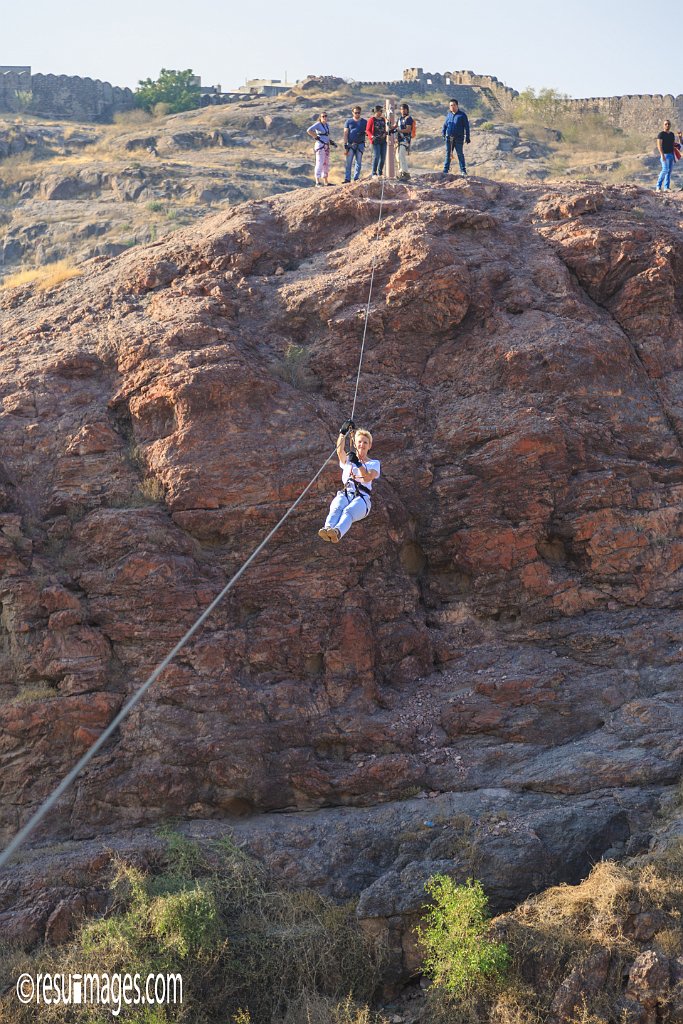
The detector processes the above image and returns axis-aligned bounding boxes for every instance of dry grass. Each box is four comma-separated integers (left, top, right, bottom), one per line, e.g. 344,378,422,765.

278,992,389,1024
11,682,57,704
0,835,385,1024
0,153,38,185
113,108,155,126
0,259,82,292
524,857,683,945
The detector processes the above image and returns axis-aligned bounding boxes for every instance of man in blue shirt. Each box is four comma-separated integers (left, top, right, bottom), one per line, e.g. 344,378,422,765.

343,106,368,183
442,99,471,177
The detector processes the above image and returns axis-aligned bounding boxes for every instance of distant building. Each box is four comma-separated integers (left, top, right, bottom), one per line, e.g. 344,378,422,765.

0,65,31,74
237,78,297,97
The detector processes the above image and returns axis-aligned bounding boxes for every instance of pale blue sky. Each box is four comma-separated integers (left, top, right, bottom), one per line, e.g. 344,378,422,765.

4,0,682,99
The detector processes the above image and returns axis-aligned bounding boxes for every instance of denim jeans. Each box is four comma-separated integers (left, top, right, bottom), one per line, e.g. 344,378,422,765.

324,490,370,538
344,144,364,181
372,140,387,175
443,137,466,174
657,153,675,190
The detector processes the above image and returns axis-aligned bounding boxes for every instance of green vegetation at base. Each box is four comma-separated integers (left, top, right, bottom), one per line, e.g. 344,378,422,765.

418,852,683,1024
135,69,201,115
0,832,385,1024
418,876,509,998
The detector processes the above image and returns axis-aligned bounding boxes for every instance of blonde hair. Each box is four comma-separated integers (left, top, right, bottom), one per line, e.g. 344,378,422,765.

354,428,373,447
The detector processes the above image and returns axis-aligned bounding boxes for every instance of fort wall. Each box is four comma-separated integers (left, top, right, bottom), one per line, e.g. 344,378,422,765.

0,71,134,121
559,94,683,133
400,69,683,133
1,64,681,132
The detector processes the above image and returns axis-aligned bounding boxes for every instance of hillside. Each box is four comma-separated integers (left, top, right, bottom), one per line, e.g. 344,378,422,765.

0,83,666,284
1,169,682,1004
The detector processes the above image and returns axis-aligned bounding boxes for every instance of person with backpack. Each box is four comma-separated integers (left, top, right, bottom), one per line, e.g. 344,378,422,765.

307,111,336,186
442,98,471,177
343,106,368,183
366,104,388,177
393,102,414,180
318,422,380,543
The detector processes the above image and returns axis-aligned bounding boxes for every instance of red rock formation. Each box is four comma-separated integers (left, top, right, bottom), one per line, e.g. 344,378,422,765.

0,177,682,941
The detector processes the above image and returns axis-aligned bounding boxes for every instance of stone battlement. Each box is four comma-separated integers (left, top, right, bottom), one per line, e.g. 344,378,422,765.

0,71,134,122
400,68,683,133
402,68,518,106
559,93,683,132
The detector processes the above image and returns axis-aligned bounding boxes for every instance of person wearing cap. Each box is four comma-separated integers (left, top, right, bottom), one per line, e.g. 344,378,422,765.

655,119,683,192
442,98,471,177
307,111,336,186
343,106,368,183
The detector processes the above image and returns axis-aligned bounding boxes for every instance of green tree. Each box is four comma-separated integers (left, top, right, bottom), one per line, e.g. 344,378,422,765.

418,875,509,996
514,86,569,124
135,68,201,114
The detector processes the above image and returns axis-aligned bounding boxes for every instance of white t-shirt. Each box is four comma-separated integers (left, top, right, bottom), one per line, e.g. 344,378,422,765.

340,457,381,491
309,121,330,148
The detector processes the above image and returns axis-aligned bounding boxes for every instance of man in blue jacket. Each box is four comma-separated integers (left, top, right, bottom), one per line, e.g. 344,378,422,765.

442,99,471,176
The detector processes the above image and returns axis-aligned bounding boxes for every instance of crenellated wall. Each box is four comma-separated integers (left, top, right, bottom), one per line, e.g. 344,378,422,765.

559,93,683,133
401,68,518,107
400,68,683,133
2,64,681,132
0,71,134,122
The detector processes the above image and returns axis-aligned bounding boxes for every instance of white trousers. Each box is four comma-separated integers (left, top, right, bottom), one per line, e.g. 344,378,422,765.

324,490,370,537
315,144,330,179
398,142,410,175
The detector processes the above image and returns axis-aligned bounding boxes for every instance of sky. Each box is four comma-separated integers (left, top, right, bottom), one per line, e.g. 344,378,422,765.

4,0,683,100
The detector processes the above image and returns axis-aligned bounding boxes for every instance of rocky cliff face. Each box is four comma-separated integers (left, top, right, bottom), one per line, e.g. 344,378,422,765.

0,177,682,949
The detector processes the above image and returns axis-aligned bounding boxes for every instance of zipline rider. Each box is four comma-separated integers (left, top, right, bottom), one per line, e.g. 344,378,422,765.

319,421,380,543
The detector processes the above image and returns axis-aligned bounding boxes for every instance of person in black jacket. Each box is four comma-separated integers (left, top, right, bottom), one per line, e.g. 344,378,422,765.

442,99,471,177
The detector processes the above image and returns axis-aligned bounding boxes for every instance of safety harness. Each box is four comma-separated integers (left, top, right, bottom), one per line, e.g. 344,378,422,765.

344,476,372,509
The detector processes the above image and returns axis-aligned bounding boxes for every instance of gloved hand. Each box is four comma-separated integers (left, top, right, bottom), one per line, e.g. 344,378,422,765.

348,451,362,467
344,144,350,152
330,140,338,148
339,419,355,436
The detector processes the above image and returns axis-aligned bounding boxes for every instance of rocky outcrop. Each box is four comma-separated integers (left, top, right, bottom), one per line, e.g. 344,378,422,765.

0,177,682,948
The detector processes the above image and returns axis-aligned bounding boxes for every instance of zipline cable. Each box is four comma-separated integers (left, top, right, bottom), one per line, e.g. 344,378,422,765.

351,174,386,420
0,451,337,871
0,178,390,871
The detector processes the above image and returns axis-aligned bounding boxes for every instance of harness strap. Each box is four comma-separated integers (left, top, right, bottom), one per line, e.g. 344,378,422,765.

344,479,371,508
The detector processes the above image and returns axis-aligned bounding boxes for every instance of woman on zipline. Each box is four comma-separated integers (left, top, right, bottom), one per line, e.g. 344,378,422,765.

319,421,380,543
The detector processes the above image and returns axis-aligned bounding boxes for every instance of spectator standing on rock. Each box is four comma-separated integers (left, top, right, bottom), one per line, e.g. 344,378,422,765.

655,119,682,192
366,104,388,177
442,98,471,177
394,103,414,180
307,112,336,186
343,106,368,183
